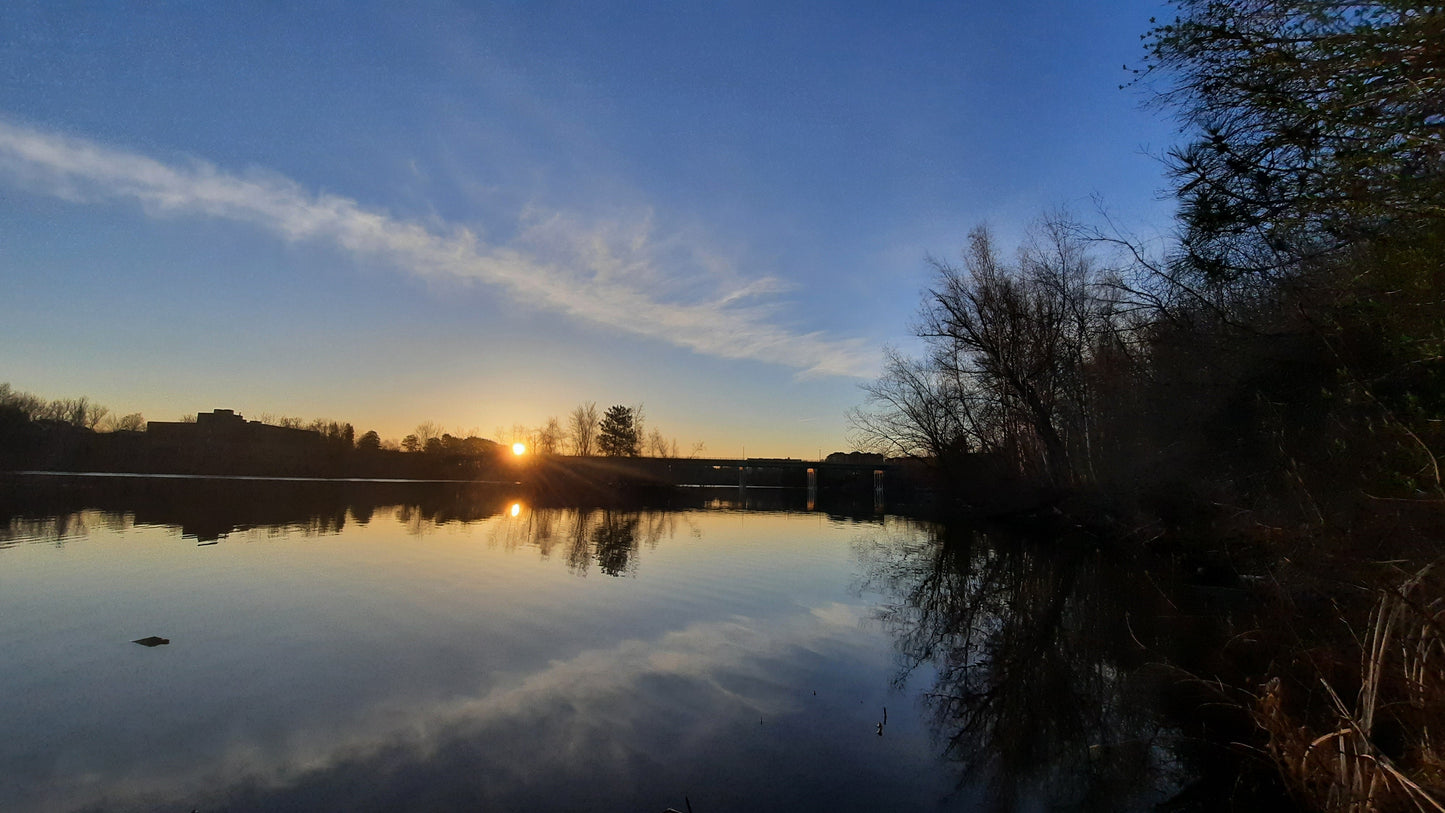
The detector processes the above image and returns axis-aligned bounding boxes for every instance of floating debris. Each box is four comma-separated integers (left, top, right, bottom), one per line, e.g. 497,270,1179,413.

876,722,883,736
133,636,170,647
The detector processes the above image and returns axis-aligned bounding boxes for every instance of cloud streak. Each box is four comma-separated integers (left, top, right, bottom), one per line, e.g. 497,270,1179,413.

0,121,873,378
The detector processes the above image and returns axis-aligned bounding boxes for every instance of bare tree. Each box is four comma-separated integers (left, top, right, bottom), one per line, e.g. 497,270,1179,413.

100,412,146,432
1017,213,1108,479
848,346,978,467
39,397,108,429
536,417,564,455
0,383,45,419
81,401,108,430
853,217,1111,486
630,403,647,452
38,399,65,423
413,420,441,448
256,413,304,429
918,222,1109,484
647,427,672,458
568,401,600,456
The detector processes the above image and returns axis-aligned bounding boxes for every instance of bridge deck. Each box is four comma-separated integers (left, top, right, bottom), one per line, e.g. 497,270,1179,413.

525,455,891,490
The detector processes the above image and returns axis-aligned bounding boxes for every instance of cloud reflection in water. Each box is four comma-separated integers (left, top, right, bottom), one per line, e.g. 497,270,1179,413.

56,603,943,812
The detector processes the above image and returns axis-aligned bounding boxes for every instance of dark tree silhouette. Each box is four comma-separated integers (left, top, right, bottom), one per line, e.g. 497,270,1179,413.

597,404,639,457
1143,0,1445,281
356,430,382,452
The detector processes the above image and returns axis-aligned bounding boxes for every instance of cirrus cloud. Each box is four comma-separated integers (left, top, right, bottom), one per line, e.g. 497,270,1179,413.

0,120,874,378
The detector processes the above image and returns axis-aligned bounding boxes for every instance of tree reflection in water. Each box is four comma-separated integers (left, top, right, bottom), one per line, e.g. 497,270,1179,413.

0,474,690,580
856,521,1199,811
2,474,1284,807
0,509,133,549
561,509,674,577
491,505,677,577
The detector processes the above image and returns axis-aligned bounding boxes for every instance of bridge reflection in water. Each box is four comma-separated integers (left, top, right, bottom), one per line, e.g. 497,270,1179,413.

520,456,892,511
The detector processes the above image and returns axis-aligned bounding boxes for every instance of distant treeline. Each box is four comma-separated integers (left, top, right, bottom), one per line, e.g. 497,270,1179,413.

0,383,714,472
0,388,766,481
0,383,143,433
0,389,514,479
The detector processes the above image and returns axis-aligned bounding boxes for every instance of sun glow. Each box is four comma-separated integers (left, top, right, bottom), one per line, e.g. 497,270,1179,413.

509,502,522,517
512,442,526,456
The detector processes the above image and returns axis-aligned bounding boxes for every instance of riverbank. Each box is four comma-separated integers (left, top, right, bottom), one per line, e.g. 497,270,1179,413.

988,479,1445,810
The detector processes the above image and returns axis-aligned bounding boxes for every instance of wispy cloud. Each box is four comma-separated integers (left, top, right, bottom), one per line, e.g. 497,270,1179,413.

0,121,874,378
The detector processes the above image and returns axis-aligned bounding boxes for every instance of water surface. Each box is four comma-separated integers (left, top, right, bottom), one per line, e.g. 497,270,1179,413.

0,475,1203,811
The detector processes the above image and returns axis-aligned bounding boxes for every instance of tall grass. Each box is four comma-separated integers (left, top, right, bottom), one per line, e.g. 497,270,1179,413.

1258,565,1445,811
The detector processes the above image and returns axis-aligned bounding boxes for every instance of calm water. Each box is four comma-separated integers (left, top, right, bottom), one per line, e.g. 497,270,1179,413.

0,475,1205,812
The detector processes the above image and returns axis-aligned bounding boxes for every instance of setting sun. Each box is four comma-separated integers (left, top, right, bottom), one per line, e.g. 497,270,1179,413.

512,442,526,456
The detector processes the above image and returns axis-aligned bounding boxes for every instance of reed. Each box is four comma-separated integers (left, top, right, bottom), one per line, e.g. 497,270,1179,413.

1257,565,1445,811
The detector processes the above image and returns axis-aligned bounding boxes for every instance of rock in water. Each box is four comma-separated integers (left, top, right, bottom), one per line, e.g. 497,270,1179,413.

133,636,170,647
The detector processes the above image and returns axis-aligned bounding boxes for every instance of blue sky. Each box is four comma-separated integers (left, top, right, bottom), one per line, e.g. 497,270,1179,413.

0,1,1177,457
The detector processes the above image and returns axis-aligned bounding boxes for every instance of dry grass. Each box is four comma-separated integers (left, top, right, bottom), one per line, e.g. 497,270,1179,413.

1258,564,1445,811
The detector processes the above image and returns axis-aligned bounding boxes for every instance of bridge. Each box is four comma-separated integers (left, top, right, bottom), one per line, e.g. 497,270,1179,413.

520,455,895,494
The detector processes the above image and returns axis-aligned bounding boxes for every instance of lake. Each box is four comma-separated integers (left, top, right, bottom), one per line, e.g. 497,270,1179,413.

0,474,1220,812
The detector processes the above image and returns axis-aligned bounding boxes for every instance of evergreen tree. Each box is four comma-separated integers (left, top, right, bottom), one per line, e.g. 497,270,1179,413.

597,405,639,457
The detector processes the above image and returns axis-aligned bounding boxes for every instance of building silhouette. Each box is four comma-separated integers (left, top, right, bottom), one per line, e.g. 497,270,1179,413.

147,409,323,469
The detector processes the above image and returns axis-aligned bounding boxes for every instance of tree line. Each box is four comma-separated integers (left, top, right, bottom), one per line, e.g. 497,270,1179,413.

847,2,1444,806
391,402,692,458
851,0,1444,517
364,402,696,459
499,402,699,458
0,384,372,455
0,383,144,433
1,384,697,462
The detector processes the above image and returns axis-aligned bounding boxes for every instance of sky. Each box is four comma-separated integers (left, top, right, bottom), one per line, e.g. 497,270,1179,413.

0,1,1179,459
